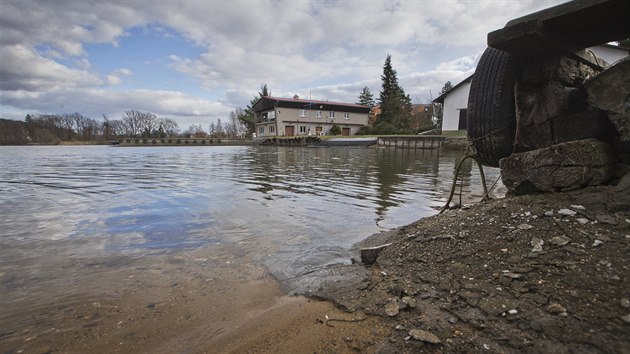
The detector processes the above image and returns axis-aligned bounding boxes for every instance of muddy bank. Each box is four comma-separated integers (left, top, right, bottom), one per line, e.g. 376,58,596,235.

300,183,630,353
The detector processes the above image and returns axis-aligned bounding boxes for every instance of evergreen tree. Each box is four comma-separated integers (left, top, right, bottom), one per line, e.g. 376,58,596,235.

237,83,270,135
432,81,453,130
357,86,375,107
376,55,412,133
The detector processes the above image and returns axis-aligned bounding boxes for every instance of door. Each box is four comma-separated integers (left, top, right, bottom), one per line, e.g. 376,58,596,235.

458,109,468,130
285,126,295,136
315,126,322,136
341,127,351,136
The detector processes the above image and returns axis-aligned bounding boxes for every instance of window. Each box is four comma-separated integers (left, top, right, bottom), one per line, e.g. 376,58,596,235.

269,125,275,133
299,126,307,134
259,126,264,134
329,111,335,118
268,111,276,120
316,111,322,118
262,112,268,121
300,109,306,117
344,112,350,119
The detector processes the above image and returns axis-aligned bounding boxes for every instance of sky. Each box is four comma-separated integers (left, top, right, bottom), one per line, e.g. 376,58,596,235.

0,0,567,129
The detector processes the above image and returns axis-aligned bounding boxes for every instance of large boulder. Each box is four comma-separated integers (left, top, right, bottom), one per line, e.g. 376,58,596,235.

584,56,630,142
500,139,622,195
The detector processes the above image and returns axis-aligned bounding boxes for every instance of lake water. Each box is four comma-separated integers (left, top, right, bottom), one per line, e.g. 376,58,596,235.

0,145,500,304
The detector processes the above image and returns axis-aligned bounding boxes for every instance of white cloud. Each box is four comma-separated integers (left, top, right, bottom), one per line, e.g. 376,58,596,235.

0,44,104,91
1,0,569,125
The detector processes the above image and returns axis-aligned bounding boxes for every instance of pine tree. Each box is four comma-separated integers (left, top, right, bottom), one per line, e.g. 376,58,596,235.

357,86,375,107
432,81,453,130
376,55,412,133
237,84,271,135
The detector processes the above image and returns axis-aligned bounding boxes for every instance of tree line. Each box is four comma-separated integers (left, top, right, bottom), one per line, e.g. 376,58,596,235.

0,109,249,145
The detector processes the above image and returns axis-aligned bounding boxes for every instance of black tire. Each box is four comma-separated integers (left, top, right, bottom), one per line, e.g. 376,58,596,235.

467,47,517,167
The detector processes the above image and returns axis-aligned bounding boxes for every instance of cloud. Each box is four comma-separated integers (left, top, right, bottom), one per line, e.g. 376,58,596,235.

0,44,104,91
1,0,569,128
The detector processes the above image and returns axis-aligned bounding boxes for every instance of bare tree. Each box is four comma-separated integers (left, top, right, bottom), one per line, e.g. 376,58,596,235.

215,118,224,138
157,118,180,137
122,110,143,137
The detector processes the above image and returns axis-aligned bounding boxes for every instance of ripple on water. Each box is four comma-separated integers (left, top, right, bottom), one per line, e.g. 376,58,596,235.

0,145,501,298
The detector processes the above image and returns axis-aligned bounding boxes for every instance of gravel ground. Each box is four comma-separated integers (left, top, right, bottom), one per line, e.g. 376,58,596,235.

299,180,630,353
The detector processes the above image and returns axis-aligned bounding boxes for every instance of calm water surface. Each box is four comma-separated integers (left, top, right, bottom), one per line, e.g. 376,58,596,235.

0,145,499,289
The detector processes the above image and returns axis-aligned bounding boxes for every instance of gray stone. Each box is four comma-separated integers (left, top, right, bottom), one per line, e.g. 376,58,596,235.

584,56,630,142
558,209,576,216
408,329,441,344
550,236,571,246
360,243,391,265
620,298,629,309
607,172,630,212
500,139,621,194
531,238,544,252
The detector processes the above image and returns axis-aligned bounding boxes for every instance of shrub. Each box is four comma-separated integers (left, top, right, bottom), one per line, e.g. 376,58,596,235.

329,124,341,135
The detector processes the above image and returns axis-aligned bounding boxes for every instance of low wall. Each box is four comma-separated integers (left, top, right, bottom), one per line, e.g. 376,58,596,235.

377,135,445,149
116,138,223,146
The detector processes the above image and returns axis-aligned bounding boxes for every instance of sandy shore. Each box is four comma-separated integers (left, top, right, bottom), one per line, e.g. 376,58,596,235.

0,239,390,354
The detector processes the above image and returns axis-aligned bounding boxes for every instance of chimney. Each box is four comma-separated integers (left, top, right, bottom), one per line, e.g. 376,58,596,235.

293,94,299,99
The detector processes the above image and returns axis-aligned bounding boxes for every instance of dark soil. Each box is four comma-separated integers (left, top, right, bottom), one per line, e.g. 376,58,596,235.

297,184,630,353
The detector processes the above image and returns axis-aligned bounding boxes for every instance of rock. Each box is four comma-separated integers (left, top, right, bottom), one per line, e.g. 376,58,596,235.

385,299,400,317
546,303,567,315
558,209,577,216
360,243,391,265
500,139,621,195
531,238,544,252
584,56,630,142
517,223,533,230
576,218,589,224
622,314,630,323
620,298,630,309
593,239,604,247
401,296,417,309
508,309,518,315
408,329,441,344
607,172,630,212
550,236,570,246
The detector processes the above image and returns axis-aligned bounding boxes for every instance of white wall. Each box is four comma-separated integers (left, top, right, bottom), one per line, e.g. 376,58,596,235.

442,81,471,131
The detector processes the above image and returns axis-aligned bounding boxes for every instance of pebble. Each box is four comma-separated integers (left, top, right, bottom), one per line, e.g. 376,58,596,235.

546,303,567,315
570,205,586,210
402,296,417,308
508,309,518,315
550,236,570,246
622,314,630,323
531,238,544,252
576,218,589,224
593,240,604,247
544,211,554,217
385,300,400,317
558,209,577,216
408,329,441,344
620,298,629,309
517,223,533,230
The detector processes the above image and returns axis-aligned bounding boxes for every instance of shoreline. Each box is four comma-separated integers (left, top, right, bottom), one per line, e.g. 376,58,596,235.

300,181,630,353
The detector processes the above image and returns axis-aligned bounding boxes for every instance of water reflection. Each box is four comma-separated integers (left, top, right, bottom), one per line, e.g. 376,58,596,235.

0,145,500,285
